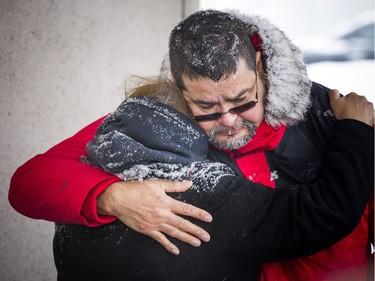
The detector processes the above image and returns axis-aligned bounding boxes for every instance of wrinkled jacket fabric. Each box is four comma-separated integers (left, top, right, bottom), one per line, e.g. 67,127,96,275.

229,83,371,281
230,12,372,281
53,97,374,281
161,11,373,281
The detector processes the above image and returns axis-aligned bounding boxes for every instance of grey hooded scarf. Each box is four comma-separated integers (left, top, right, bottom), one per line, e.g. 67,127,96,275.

160,10,313,128
85,96,234,189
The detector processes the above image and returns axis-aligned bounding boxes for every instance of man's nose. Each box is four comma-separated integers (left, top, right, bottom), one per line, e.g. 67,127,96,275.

218,112,238,127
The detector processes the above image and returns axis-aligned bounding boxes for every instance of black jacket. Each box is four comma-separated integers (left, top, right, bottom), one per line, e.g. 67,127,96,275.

54,97,374,281
270,82,337,187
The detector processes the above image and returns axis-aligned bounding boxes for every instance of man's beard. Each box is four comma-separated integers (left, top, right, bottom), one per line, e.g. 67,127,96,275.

208,120,256,150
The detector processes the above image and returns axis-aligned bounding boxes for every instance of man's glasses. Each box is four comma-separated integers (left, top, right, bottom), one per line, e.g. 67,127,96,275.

192,91,258,122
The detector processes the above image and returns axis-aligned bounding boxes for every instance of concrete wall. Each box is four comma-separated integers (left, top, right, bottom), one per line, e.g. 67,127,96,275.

0,0,198,280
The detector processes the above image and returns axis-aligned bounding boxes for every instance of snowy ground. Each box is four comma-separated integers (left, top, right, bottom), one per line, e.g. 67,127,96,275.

306,60,375,103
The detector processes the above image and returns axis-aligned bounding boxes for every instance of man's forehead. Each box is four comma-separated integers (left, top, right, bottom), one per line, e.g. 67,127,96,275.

181,59,255,87
181,73,256,103
181,77,231,101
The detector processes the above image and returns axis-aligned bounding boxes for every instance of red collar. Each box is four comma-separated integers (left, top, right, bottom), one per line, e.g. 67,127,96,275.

224,120,286,188
228,120,286,159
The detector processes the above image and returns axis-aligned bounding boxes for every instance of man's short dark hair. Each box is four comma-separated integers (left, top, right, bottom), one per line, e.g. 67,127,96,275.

169,10,257,90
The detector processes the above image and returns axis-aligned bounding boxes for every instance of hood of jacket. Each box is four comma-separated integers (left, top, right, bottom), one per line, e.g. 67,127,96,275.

160,10,312,128
85,96,234,188
86,97,209,174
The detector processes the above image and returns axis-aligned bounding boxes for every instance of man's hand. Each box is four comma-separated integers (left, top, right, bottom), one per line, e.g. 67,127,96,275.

329,89,374,126
97,179,212,255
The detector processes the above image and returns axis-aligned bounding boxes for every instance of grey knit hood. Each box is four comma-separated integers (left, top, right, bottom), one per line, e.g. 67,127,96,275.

160,10,312,128
86,97,209,174
85,96,234,189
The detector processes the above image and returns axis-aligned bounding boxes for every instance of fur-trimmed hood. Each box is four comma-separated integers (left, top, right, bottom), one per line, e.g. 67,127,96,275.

160,10,312,128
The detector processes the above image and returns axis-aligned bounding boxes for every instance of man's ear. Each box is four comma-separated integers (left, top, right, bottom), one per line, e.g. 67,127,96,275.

255,51,263,76
256,51,268,87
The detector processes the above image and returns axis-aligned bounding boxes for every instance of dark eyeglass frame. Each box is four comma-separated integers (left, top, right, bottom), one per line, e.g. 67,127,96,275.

192,76,259,122
192,95,258,122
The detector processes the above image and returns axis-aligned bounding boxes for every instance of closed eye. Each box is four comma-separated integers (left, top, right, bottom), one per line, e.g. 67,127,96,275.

200,104,216,110
195,101,218,111
231,97,246,104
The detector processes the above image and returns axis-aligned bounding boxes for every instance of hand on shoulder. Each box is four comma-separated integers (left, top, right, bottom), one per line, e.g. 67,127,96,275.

329,89,374,126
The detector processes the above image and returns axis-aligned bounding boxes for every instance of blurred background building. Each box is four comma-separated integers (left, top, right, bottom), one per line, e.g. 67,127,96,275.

201,0,374,102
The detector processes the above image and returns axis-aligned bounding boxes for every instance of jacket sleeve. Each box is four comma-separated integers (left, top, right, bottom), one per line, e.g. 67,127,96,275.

8,116,121,226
